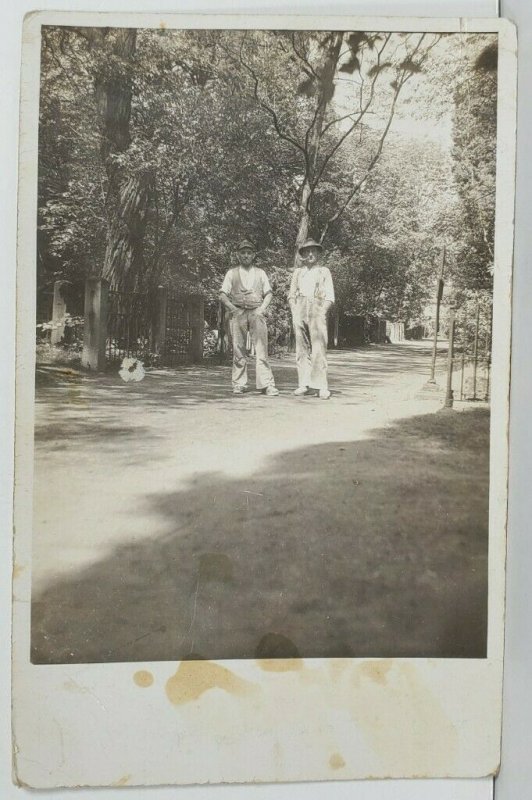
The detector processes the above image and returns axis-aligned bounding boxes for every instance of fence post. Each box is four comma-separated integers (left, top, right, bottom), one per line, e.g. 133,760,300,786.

428,247,446,384
485,304,493,402
81,278,109,371
472,301,480,401
50,280,69,345
444,304,456,409
190,296,204,363
217,302,225,360
152,286,168,356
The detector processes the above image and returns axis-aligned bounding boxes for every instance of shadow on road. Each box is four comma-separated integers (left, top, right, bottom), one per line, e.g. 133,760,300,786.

34,343,447,419
32,405,489,664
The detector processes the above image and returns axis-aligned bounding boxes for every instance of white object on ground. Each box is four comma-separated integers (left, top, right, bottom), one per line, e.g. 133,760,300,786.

119,357,146,383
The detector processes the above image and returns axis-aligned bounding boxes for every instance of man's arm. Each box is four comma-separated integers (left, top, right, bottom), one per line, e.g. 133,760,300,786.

322,268,335,314
255,270,273,314
256,291,272,314
219,291,239,314
288,268,299,308
219,269,239,314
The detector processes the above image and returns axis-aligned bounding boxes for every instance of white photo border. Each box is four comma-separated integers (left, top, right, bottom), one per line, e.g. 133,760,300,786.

12,12,517,789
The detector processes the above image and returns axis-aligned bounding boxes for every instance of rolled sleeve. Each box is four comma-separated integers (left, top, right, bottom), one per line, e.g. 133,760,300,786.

220,270,233,295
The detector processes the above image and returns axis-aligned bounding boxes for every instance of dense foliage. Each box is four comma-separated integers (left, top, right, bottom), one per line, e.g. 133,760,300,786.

452,38,497,296
38,27,497,340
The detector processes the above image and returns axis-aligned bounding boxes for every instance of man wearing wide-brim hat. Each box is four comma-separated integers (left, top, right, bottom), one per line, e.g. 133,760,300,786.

219,239,279,396
288,238,335,400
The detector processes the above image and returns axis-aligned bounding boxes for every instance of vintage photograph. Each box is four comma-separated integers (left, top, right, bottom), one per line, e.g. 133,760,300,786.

31,23,498,665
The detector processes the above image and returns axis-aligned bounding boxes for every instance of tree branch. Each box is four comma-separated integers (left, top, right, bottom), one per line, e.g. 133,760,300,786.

290,32,319,79
237,36,307,159
311,34,392,194
318,33,439,241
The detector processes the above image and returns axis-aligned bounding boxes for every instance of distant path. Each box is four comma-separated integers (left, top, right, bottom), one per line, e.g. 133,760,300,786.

31,341,488,662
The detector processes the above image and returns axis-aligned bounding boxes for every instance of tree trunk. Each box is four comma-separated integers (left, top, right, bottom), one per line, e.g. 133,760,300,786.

294,32,343,263
93,28,154,293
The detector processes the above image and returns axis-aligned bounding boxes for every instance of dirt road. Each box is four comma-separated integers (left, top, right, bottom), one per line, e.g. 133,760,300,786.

31,342,489,663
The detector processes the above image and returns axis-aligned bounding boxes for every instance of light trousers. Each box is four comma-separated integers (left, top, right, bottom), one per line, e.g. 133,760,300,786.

230,309,275,390
292,297,329,390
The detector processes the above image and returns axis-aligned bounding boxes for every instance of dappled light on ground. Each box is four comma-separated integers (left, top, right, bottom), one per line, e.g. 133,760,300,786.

32,343,488,662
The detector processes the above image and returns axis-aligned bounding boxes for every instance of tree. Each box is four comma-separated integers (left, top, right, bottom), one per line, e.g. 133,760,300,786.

37,27,496,345
80,27,155,293
225,30,442,258
451,38,497,293
39,26,156,294
38,27,107,295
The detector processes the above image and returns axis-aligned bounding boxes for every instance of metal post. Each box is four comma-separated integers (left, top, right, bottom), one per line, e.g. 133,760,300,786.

459,309,467,401
428,247,446,384
472,301,480,400
485,304,493,402
444,303,456,409
218,302,225,362
190,296,204,363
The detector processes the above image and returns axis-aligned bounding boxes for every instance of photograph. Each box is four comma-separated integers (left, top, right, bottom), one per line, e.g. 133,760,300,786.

30,23,499,665
11,12,517,788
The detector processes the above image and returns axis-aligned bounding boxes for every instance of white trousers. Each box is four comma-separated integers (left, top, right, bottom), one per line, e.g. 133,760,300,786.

292,297,329,390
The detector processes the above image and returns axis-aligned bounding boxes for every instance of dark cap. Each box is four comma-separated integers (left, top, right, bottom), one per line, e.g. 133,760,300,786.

298,238,324,253
236,239,256,252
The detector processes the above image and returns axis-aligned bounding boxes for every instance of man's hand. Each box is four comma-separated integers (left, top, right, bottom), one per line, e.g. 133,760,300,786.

259,291,273,316
220,293,240,315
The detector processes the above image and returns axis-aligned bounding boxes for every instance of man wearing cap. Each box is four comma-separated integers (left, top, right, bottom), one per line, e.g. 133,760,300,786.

220,240,279,396
288,238,335,400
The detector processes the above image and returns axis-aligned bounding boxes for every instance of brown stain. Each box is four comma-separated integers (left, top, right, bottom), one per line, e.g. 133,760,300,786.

255,632,301,660
133,670,154,688
159,21,167,29
349,662,458,773
112,775,131,786
328,659,351,681
256,658,302,673
356,659,393,686
166,660,256,705
62,678,89,694
329,752,346,770
13,564,26,579
67,385,86,405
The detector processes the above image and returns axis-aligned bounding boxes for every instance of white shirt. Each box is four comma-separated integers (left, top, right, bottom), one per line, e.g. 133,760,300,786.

296,266,335,303
220,267,271,295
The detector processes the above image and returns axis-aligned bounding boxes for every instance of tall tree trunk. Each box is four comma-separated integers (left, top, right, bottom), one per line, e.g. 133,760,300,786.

294,32,343,263
93,28,154,293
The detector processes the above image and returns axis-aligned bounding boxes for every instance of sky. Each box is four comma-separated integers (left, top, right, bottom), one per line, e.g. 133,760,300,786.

331,32,496,151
